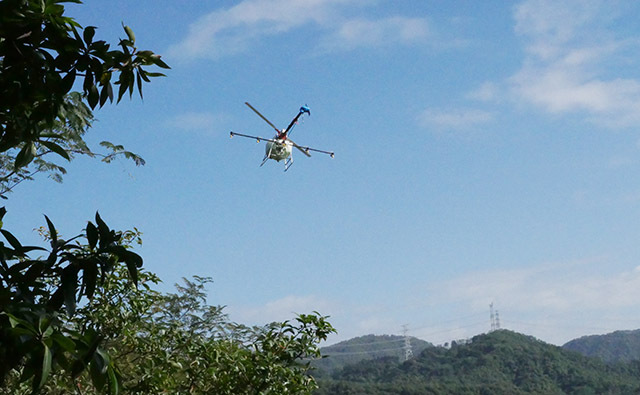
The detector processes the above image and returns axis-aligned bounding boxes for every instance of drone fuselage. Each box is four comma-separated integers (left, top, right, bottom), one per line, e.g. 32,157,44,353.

265,138,292,162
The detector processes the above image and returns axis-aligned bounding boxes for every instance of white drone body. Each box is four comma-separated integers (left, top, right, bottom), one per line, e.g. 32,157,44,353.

230,102,334,171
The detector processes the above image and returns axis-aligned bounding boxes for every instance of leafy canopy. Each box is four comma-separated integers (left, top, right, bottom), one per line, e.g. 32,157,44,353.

0,0,168,196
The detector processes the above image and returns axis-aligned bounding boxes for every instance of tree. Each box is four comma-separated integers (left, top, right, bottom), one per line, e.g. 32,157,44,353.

3,265,335,394
0,0,167,391
75,271,335,394
0,0,167,196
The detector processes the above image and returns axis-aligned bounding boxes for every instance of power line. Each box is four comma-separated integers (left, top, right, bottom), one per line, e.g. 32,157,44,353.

324,338,405,348
324,347,405,356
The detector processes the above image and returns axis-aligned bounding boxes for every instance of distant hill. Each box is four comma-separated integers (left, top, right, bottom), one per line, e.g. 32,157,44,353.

313,334,432,376
314,330,640,394
563,329,640,363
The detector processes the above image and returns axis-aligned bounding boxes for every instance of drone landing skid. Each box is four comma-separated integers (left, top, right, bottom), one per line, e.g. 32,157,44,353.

284,157,293,171
260,145,271,167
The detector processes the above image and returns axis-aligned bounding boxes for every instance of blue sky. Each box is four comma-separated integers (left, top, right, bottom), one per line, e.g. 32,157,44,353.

7,0,640,346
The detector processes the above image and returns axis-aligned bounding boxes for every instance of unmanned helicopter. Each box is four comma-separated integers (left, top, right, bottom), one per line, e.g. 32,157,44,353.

230,102,334,171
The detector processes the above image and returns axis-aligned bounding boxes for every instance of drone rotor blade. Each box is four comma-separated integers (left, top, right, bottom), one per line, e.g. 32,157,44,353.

230,132,276,143
289,139,312,157
290,140,334,158
245,102,280,133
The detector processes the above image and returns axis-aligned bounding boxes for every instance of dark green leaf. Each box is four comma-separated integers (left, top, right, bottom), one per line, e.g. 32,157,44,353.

83,261,98,299
15,142,37,169
83,26,96,45
88,84,99,109
52,333,76,352
95,212,112,247
83,70,94,92
144,71,166,78
136,70,143,99
86,222,98,249
99,83,109,107
124,255,140,286
117,80,128,103
90,355,107,389
61,266,78,315
60,68,76,94
1,229,22,251
44,215,58,247
151,55,170,69
41,141,71,161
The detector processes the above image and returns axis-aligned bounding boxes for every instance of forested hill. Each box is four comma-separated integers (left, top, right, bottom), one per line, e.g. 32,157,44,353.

313,335,432,376
314,330,640,394
563,329,640,363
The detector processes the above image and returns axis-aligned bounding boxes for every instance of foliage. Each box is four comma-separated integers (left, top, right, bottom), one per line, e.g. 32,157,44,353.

0,0,163,391
3,267,335,394
0,210,143,393
0,0,168,196
315,330,640,394
94,274,335,394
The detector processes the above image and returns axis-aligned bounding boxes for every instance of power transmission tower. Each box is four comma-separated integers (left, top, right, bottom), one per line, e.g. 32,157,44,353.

402,324,413,361
490,303,501,332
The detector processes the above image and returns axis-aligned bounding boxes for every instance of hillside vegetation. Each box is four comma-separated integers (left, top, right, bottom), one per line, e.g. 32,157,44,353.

313,335,432,376
563,329,640,364
314,330,640,394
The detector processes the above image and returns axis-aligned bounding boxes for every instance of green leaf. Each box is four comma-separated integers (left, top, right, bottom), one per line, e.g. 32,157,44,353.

0,207,6,227
151,55,170,69
123,25,135,44
41,141,71,161
107,364,120,394
15,142,37,169
36,344,52,391
52,333,76,353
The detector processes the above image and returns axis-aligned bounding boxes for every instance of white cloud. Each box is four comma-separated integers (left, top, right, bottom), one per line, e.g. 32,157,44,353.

229,294,335,324
510,0,640,127
438,257,640,316
320,16,429,51
426,257,640,344
466,82,500,102
166,111,224,133
167,0,429,60
418,107,494,130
